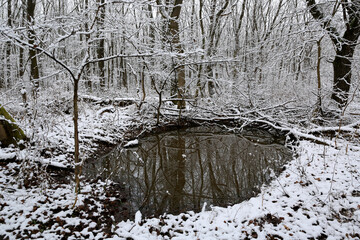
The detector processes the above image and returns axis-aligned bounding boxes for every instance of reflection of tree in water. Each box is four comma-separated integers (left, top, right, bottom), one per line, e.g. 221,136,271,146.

159,132,186,215
84,126,292,218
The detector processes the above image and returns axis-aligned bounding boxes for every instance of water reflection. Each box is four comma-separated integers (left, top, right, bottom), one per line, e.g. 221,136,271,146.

85,126,292,218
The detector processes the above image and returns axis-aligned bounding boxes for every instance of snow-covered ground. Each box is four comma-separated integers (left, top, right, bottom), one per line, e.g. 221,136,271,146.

0,97,359,239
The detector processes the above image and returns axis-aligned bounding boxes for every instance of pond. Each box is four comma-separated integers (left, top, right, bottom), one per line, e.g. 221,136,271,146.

84,125,293,219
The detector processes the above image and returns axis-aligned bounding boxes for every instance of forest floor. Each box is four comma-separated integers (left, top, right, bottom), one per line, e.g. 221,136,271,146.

0,94,360,239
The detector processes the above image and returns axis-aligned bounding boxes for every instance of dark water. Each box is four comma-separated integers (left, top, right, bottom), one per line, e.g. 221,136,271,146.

85,126,293,218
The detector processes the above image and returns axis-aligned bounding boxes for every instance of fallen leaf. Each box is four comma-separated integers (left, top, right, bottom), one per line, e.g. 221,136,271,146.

284,224,290,230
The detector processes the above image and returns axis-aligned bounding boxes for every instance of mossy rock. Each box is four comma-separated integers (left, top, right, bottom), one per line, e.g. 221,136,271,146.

0,105,27,147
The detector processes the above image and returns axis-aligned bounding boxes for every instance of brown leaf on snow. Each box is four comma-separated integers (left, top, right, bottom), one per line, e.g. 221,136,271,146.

284,224,290,230
55,216,65,226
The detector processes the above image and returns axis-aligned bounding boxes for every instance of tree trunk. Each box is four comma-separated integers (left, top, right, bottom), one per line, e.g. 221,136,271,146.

27,0,40,94
4,0,12,89
195,0,205,98
331,49,353,106
314,37,323,116
84,0,92,91
73,78,81,194
97,0,106,89
18,6,26,81
168,0,185,109
232,0,247,94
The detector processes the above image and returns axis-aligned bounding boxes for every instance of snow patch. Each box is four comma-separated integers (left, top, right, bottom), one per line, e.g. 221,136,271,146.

124,139,139,148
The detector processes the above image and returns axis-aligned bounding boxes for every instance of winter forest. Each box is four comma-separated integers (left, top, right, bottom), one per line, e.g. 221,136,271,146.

0,0,360,239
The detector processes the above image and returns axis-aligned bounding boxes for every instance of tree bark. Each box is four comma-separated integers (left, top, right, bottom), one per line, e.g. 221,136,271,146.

4,0,12,89
27,0,40,94
73,78,81,194
97,0,106,89
168,0,186,109
18,5,26,81
83,0,92,91
195,0,205,98
332,49,353,105
314,37,323,116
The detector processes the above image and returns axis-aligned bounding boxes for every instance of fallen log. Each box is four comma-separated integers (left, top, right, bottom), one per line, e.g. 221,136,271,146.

80,95,136,107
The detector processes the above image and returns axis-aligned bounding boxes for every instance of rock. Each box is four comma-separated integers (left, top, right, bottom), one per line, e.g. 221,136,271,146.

0,105,27,147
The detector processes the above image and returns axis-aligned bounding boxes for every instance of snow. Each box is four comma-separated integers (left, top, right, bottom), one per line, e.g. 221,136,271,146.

0,148,16,160
135,211,142,225
124,139,139,148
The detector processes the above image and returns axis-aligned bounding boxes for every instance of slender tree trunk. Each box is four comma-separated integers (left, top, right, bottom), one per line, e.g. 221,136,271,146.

97,0,106,89
84,0,92,91
27,0,40,95
232,0,247,94
147,3,156,90
140,65,146,107
73,77,81,195
195,0,205,98
314,37,323,116
206,0,217,97
4,0,12,89
18,5,25,81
